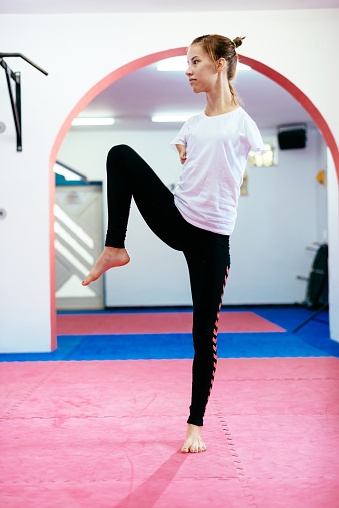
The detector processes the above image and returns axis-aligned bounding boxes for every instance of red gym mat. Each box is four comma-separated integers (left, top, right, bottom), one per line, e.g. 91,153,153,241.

57,311,285,335
1,357,338,507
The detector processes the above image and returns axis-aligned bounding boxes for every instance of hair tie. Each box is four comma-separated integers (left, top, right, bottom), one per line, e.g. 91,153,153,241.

232,40,237,48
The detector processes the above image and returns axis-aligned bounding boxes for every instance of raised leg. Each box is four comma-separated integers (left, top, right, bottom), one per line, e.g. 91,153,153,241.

83,145,185,285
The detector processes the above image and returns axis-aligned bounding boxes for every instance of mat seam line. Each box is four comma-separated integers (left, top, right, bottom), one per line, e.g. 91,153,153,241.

0,362,63,421
212,396,258,508
0,475,336,485
1,411,336,423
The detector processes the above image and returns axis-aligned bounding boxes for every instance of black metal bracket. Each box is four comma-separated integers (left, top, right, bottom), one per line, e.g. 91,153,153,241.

0,53,48,152
292,301,328,333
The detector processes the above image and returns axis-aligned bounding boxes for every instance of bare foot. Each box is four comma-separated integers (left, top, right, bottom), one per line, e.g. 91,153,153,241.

181,424,207,453
82,246,130,286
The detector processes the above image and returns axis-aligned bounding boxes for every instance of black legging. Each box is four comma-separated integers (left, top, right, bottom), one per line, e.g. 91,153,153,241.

105,145,230,427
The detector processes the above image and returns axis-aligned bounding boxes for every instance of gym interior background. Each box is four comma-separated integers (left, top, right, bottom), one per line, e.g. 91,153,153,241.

0,3,338,352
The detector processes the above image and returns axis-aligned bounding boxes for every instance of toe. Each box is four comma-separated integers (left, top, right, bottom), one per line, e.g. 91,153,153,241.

82,275,92,286
82,272,98,286
181,440,191,453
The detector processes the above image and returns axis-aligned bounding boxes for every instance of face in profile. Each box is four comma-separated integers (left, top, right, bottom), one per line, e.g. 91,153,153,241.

185,44,222,94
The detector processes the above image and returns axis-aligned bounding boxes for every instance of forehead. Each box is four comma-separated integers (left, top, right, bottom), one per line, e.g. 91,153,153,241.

187,43,208,60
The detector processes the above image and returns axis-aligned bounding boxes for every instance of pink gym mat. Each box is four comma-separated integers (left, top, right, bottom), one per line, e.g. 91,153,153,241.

57,311,285,335
1,357,338,507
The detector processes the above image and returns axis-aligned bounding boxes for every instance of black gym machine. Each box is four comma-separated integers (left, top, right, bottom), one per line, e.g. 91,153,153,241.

294,243,328,333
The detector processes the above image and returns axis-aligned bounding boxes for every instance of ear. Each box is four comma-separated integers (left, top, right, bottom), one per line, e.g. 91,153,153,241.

216,58,227,72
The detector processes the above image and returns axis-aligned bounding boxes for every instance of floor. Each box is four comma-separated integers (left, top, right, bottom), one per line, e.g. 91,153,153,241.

1,306,339,508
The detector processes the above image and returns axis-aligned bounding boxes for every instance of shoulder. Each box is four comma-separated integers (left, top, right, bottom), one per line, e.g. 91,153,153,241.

239,108,257,127
187,112,204,124
182,112,204,131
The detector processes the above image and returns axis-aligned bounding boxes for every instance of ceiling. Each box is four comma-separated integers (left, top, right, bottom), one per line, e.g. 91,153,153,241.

1,0,338,13
73,59,318,133
2,1,331,134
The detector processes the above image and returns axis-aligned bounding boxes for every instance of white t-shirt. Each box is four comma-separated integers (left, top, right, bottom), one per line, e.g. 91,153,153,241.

170,107,266,235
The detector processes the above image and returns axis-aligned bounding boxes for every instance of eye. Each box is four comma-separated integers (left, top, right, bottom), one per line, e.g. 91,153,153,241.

193,60,199,64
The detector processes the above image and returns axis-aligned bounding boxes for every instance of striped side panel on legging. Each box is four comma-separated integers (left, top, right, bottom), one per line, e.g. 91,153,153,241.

205,266,230,409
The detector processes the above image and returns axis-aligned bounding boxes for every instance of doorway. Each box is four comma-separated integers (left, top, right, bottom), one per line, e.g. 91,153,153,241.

49,48,339,349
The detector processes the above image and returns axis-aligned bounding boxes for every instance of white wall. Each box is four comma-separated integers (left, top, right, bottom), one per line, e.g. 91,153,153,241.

228,127,328,304
327,150,339,342
58,126,327,306
0,9,338,351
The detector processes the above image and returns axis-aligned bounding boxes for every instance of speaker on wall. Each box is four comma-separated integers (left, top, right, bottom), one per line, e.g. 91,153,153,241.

277,123,307,150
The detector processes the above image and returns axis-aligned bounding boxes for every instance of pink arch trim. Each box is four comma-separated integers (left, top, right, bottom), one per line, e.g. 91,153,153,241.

239,55,339,170
49,47,339,350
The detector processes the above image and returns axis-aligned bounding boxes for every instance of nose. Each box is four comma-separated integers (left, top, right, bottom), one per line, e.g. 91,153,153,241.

185,66,192,77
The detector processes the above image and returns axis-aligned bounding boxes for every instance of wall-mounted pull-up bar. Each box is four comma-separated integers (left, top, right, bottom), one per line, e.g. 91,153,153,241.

0,53,48,152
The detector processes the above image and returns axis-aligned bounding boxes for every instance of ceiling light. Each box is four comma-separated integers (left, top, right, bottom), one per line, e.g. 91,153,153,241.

237,63,251,71
152,114,196,123
156,56,251,72
71,117,115,126
157,56,187,72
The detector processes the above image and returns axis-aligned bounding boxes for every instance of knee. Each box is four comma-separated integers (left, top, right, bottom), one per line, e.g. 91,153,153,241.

107,144,133,165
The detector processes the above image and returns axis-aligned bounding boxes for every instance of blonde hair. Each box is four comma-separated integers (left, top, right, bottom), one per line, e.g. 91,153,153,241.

190,34,246,106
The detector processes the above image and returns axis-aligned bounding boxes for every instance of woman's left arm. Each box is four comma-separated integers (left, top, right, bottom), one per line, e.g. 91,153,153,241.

175,144,187,165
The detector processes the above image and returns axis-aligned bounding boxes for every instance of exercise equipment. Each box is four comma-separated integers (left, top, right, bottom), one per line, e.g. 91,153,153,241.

294,243,328,333
0,53,48,151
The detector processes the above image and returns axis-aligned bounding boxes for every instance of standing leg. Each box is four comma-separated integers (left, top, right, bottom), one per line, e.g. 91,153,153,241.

181,227,230,452
83,145,185,285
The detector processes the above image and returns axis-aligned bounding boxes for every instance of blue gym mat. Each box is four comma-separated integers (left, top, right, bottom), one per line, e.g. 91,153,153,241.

1,307,338,362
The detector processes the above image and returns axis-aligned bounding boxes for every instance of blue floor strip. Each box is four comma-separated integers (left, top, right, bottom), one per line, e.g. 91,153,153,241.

1,307,338,362
1,331,338,362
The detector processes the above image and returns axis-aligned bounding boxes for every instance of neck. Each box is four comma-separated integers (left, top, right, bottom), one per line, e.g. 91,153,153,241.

204,77,237,116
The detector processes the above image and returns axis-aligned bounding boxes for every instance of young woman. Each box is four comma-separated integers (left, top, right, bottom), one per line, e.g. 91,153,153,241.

82,34,266,453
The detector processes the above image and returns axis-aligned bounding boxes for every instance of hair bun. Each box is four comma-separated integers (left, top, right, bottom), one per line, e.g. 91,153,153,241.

233,36,246,48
